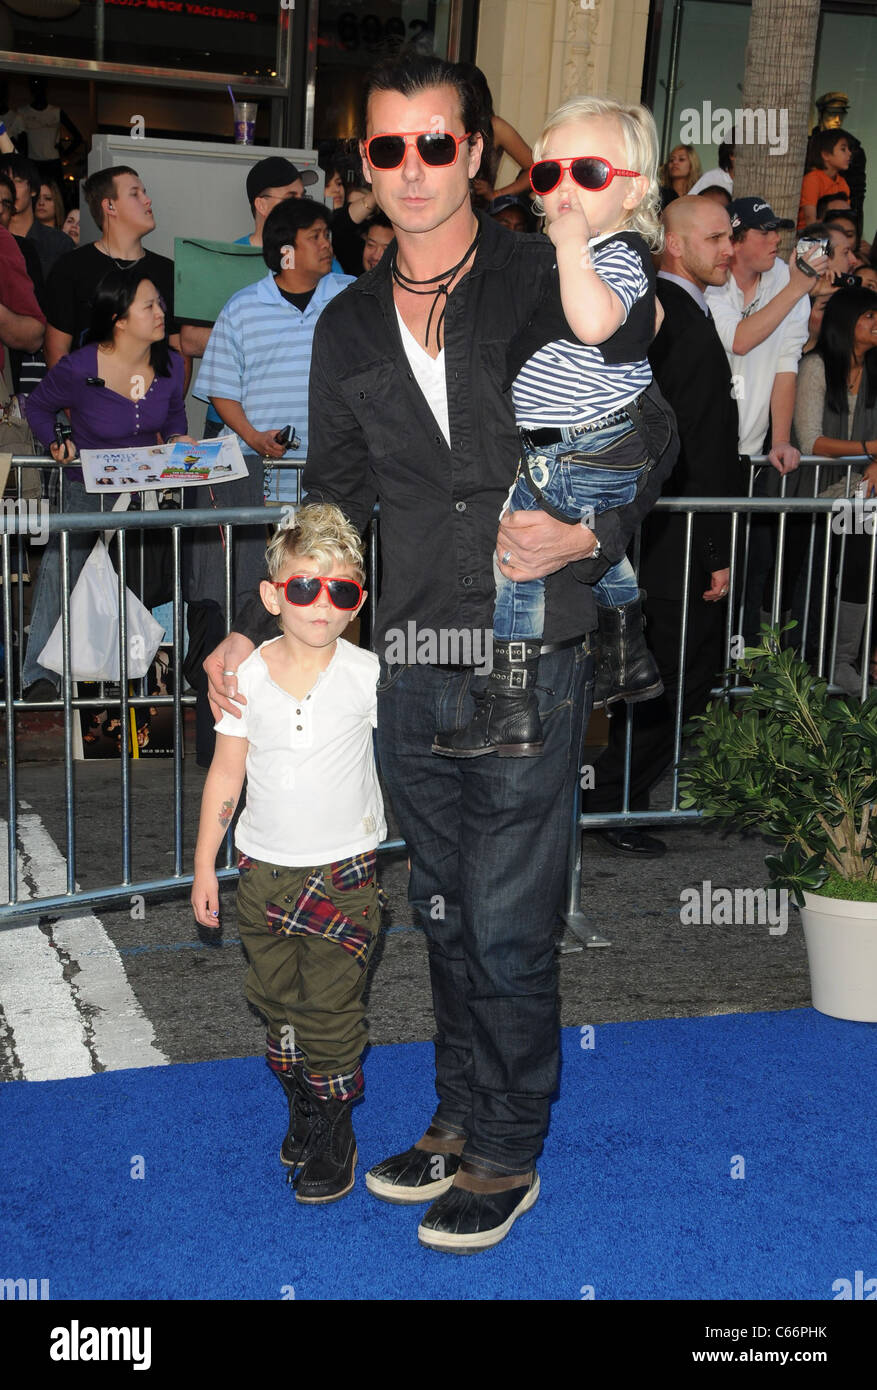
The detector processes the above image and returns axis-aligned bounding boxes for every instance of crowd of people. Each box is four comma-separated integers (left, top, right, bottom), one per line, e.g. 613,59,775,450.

2,53,877,1254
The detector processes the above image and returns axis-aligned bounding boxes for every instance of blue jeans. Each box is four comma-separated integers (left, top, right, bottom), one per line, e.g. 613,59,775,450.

376,643,593,1174
494,421,648,642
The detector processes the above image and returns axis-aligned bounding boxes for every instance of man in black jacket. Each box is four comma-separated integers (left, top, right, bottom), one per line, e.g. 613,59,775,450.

205,54,678,1253
586,195,740,855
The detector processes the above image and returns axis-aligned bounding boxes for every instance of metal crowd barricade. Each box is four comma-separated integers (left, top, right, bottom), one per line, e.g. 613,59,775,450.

1,456,875,939
563,457,877,948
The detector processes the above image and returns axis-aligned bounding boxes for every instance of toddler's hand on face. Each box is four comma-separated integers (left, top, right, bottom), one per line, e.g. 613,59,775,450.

547,206,591,252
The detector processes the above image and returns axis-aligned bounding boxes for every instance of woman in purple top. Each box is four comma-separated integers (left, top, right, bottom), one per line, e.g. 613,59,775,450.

23,272,194,697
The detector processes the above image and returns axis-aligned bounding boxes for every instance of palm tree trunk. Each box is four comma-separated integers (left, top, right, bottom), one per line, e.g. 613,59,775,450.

734,0,821,253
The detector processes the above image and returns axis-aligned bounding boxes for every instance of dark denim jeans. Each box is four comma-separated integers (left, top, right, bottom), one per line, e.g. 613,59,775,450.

376,642,593,1175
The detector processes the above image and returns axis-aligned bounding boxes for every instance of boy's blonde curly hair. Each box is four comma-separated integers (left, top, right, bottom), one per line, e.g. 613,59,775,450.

265,503,365,584
532,95,664,252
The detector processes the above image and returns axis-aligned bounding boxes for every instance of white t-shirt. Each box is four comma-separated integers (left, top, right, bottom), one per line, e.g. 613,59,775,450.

705,258,809,456
395,306,451,445
214,637,385,867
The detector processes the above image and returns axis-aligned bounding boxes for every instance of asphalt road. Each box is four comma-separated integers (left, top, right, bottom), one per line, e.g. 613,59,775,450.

0,746,812,1084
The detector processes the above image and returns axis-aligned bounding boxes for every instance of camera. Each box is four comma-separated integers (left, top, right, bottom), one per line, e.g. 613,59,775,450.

274,425,300,450
795,236,829,276
54,419,73,451
834,272,862,290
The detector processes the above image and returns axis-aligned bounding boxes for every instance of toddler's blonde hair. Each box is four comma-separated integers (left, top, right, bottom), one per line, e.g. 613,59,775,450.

532,95,663,252
265,503,365,584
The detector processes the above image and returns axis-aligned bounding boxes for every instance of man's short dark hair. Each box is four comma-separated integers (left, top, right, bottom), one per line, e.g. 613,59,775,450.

816,192,850,220
262,197,329,272
718,143,734,173
0,172,16,206
0,153,39,198
362,210,393,236
83,165,140,231
360,50,485,150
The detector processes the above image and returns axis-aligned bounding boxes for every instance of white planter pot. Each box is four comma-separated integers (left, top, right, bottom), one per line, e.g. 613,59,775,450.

800,892,877,1022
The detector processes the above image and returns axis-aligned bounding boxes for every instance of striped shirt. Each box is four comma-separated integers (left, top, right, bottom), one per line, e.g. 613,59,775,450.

511,235,652,427
195,269,355,500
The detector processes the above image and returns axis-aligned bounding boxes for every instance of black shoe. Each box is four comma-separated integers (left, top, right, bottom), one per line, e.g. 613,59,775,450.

275,1066,316,1170
23,679,58,703
593,593,663,709
595,828,666,857
432,640,544,758
365,1137,462,1204
417,1170,540,1253
291,1095,357,1204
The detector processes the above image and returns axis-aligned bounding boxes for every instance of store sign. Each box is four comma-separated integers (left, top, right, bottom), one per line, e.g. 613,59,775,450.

104,0,259,20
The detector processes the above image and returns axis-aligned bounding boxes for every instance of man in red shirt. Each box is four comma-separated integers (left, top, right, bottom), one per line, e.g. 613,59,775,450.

0,223,44,372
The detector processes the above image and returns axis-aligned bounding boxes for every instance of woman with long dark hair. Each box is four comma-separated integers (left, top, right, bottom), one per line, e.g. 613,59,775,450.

793,285,877,692
22,270,193,698
454,62,533,207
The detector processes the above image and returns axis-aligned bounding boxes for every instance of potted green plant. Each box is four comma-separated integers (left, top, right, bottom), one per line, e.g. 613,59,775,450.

678,625,877,1021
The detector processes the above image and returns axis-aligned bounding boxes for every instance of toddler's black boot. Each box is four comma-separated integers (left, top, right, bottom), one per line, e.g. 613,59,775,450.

432,640,544,757
593,592,663,710
292,1095,357,1204
275,1066,315,1171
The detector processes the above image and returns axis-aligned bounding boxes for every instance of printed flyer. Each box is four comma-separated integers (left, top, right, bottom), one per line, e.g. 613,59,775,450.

80,436,247,494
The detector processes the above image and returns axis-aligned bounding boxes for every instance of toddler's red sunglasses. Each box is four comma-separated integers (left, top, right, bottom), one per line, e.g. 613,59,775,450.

271,575,363,610
365,130,471,170
529,155,640,196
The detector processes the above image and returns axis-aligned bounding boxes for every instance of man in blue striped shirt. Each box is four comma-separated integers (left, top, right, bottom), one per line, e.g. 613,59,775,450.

195,198,354,505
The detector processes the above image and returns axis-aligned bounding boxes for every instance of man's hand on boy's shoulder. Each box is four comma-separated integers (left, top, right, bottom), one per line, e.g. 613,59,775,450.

204,633,255,722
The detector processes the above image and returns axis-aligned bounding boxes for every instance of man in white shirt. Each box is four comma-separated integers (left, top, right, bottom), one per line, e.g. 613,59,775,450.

705,197,828,472
706,196,830,630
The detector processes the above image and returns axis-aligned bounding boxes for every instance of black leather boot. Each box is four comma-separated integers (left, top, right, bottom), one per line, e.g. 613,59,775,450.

593,593,663,709
432,640,544,758
291,1096,357,1204
275,1066,315,1171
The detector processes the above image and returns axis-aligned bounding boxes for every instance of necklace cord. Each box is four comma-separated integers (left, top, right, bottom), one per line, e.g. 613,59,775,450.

391,225,481,351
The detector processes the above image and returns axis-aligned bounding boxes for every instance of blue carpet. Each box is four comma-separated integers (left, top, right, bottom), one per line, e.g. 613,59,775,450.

2,1010,876,1301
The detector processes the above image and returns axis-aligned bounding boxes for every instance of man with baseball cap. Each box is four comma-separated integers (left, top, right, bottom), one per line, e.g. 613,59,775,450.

241,157,319,247
706,195,830,634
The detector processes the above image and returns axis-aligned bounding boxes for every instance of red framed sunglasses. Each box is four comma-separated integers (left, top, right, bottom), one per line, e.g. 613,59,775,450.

529,155,641,197
271,575,363,610
364,130,472,171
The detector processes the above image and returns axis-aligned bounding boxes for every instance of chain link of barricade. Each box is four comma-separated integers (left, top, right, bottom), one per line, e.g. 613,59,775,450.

0,455,874,944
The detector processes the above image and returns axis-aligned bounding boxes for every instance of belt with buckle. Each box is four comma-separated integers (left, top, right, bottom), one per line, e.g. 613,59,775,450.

432,633,591,672
519,395,645,450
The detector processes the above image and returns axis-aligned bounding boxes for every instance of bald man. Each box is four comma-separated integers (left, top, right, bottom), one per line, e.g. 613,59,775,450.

586,197,742,854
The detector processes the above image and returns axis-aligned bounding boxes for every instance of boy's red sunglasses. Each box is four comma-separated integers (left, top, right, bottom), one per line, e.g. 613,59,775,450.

529,155,640,196
272,575,363,610
364,130,471,170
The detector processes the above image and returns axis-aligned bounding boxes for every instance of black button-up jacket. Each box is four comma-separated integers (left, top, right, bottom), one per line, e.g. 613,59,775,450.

236,212,678,650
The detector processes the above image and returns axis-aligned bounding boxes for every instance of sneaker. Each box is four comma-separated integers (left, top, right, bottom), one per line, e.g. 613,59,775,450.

417,1171,540,1253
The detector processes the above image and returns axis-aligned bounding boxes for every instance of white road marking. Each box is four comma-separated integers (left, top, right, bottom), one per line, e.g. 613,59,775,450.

0,804,168,1080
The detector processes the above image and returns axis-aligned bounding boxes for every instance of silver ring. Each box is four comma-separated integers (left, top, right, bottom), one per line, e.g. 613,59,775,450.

222,669,237,676
501,550,512,565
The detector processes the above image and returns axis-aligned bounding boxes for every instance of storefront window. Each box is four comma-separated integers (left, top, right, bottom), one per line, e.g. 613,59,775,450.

648,0,877,241
4,0,284,78
315,0,458,140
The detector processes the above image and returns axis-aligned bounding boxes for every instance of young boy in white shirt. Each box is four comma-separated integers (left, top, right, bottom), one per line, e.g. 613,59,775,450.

191,504,386,1204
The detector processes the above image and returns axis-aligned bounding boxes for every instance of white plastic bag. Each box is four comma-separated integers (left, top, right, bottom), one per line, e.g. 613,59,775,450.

38,539,165,681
